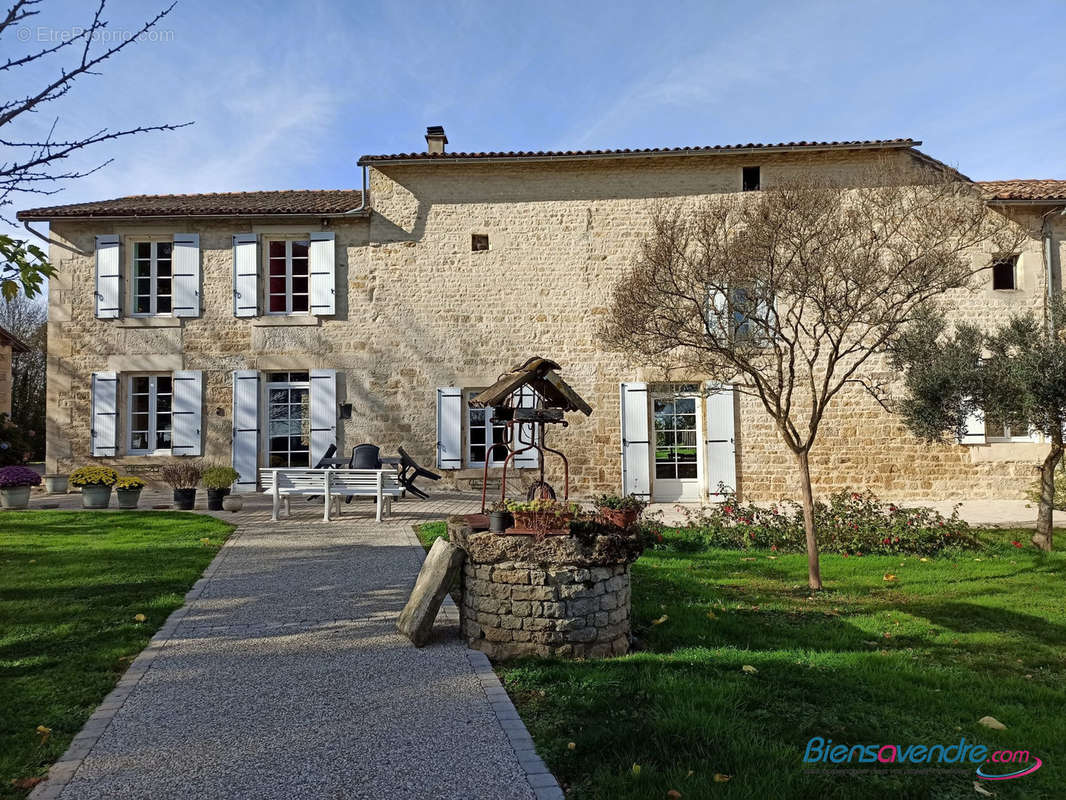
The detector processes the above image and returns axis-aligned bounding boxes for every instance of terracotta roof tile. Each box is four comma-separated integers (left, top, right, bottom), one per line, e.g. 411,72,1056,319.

357,138,921,165
17,189,367,220
979,180,1066,202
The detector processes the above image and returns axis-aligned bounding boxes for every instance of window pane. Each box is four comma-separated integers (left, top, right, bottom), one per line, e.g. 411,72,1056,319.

269,241,285,258
156,430,172,450
490,444,508,463
270,436,289,451
156,393,171,413
135,242,151,259
156,278,171,295
156,259,171,278
289,373,309,384
470,427,485,445
156,242,172,260
134,260,151,279
290,452,310,467
292,276,308,294
136,277,152,296
470,445,486,463
157,376,172,393
130,432,148,450
677,463,698,479
157,296,172,314
675,397,696,414
655,463,675,479
135,295,151,314
269,258,286,276
269,276,286,296
131,412,150,431
156,413,171,432
132,376,150,394
269,294,287,313
291,295,308,312
291,241,309,259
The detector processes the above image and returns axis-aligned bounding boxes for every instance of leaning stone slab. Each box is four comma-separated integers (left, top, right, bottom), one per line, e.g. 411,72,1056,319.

397,537,465,647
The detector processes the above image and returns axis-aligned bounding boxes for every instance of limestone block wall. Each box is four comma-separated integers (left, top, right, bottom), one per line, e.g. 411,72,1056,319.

41,148,1066,502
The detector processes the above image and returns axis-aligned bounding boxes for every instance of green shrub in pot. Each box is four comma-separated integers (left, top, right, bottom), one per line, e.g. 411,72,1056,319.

202,464,239,511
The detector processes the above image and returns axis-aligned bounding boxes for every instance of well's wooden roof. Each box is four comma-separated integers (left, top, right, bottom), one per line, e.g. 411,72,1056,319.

470,357,592,416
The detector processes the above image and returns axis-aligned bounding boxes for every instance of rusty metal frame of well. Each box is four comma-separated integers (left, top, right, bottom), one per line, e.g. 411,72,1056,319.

469,357,593,514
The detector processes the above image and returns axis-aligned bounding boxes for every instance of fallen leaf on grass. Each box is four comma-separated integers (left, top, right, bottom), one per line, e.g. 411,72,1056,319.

706,611,717,620
632,764,641,776
652,615,669,626
35,725,50,744
919,558,929,563
133,613,146,623
978,716,1007,730
567,742,575,750
742,557,756,562
741,665,758,674
883,574,898,582
714,773,732,783
10,777,44,790
973,780,995,796
667,791,682,799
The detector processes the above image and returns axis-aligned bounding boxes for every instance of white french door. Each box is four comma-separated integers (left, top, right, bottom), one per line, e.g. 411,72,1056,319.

652,390,703,502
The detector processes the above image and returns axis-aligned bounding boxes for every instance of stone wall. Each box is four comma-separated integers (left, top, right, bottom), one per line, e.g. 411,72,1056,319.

450,519,641,659
42,146,1066,501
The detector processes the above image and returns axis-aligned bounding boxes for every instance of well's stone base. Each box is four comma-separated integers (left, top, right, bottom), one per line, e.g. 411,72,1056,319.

449,518,642,659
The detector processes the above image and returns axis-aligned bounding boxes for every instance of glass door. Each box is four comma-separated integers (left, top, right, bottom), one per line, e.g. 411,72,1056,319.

265,372,311,467
652,390,701,502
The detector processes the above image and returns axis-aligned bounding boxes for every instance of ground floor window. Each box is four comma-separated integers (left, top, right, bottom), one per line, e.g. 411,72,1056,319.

653,392,699,480
128,374,172,454
983,411,1036,443
266,372,310,467
468,396,508,467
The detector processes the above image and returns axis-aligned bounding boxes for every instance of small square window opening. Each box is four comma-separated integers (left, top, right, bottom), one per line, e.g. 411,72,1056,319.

992,257,1017,291
742,166,761,192
471,234,490,252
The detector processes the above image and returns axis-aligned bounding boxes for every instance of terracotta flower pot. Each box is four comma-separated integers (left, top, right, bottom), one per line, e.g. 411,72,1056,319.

80,485,112,509
597,507,639,529
0,486,31,509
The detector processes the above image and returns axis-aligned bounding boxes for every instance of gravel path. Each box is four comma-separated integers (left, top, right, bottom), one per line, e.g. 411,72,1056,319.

34,504,557,800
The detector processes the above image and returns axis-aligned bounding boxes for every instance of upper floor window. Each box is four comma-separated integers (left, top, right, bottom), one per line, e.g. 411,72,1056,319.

128,374,172,454
992,256,1017,290
742,166,761,192
267,239,310,314
131,241,173,315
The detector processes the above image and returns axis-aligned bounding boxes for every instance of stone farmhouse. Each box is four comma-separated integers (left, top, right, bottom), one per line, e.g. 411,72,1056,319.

16,128,1066,502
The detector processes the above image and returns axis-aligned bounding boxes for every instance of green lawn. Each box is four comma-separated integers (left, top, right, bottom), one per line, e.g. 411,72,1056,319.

423,521,1065,799
0,511,233,798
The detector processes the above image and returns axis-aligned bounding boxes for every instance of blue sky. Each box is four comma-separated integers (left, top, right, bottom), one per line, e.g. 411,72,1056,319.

5,0,1065,213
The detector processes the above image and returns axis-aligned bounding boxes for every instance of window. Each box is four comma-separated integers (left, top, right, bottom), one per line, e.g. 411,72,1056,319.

653,394,698,480
267,240,310,314
992,256,1017,290
131,241,173,315
266,372,310,467
471,234,490,252
742,166,761,192
128,375,172,454
468,398,508,467
983,411,1034,443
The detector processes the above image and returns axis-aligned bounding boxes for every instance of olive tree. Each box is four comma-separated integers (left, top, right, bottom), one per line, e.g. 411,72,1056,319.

603,165,1023,589
893,304,1066,551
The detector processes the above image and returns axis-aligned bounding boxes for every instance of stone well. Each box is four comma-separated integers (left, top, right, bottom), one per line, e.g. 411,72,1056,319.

448,518,644,659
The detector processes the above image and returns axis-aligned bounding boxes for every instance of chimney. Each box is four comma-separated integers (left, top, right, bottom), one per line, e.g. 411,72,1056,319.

425,125,448,154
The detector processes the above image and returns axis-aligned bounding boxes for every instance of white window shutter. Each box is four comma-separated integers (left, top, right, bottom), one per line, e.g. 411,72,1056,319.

309,369,338,466
232,234,259,317
436,387,463,469
619,382,650,498
705,288,728,339
959,403,985,445
90,371,119,456
231,370,260,492
309,232,336,316
95,235,121,319
171,370,203,456
704,382,736,498
172,234,201,318
513,386,539,469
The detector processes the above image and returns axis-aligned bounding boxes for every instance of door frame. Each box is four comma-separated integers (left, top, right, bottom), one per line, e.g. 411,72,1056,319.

650,386,706,503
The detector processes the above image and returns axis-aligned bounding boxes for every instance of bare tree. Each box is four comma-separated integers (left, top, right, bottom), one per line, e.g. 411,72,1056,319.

603,164,1024,589
0,291,44,456
0,0,191,298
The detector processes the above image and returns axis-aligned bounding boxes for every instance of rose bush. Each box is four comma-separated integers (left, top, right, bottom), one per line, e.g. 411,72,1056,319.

666,488,980,556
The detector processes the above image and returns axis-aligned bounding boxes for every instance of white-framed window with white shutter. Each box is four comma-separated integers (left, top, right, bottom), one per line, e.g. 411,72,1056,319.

127,374,174,455
466,387,540,469
266,238,311,315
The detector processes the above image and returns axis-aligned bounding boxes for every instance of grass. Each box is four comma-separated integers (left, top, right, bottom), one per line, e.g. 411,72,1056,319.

416,520,449,550
420,520,1066,799
0,511,233,799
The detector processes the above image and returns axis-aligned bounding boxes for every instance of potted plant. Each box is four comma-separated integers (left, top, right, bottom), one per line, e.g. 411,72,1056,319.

594,494,648,529
70,466,118,509
114,475,147,509
159,462,203,510
488,501,513,533
0,465,41,509
202,464,239,511
43,474,68,494
505,498,580,535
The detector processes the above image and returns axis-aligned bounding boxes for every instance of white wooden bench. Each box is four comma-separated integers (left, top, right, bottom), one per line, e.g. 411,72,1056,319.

261,468,403,522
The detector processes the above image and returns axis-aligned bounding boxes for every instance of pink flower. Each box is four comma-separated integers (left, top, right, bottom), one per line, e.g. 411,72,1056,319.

1012,540,1022,548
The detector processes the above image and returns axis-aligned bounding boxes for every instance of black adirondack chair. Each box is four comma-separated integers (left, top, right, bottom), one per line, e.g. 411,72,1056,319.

305,444,338,502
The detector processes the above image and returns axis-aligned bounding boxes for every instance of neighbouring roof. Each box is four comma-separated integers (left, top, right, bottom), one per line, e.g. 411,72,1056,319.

0,326,29,353
357,138,922,166
979,180,1066,203
16,190,367,220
